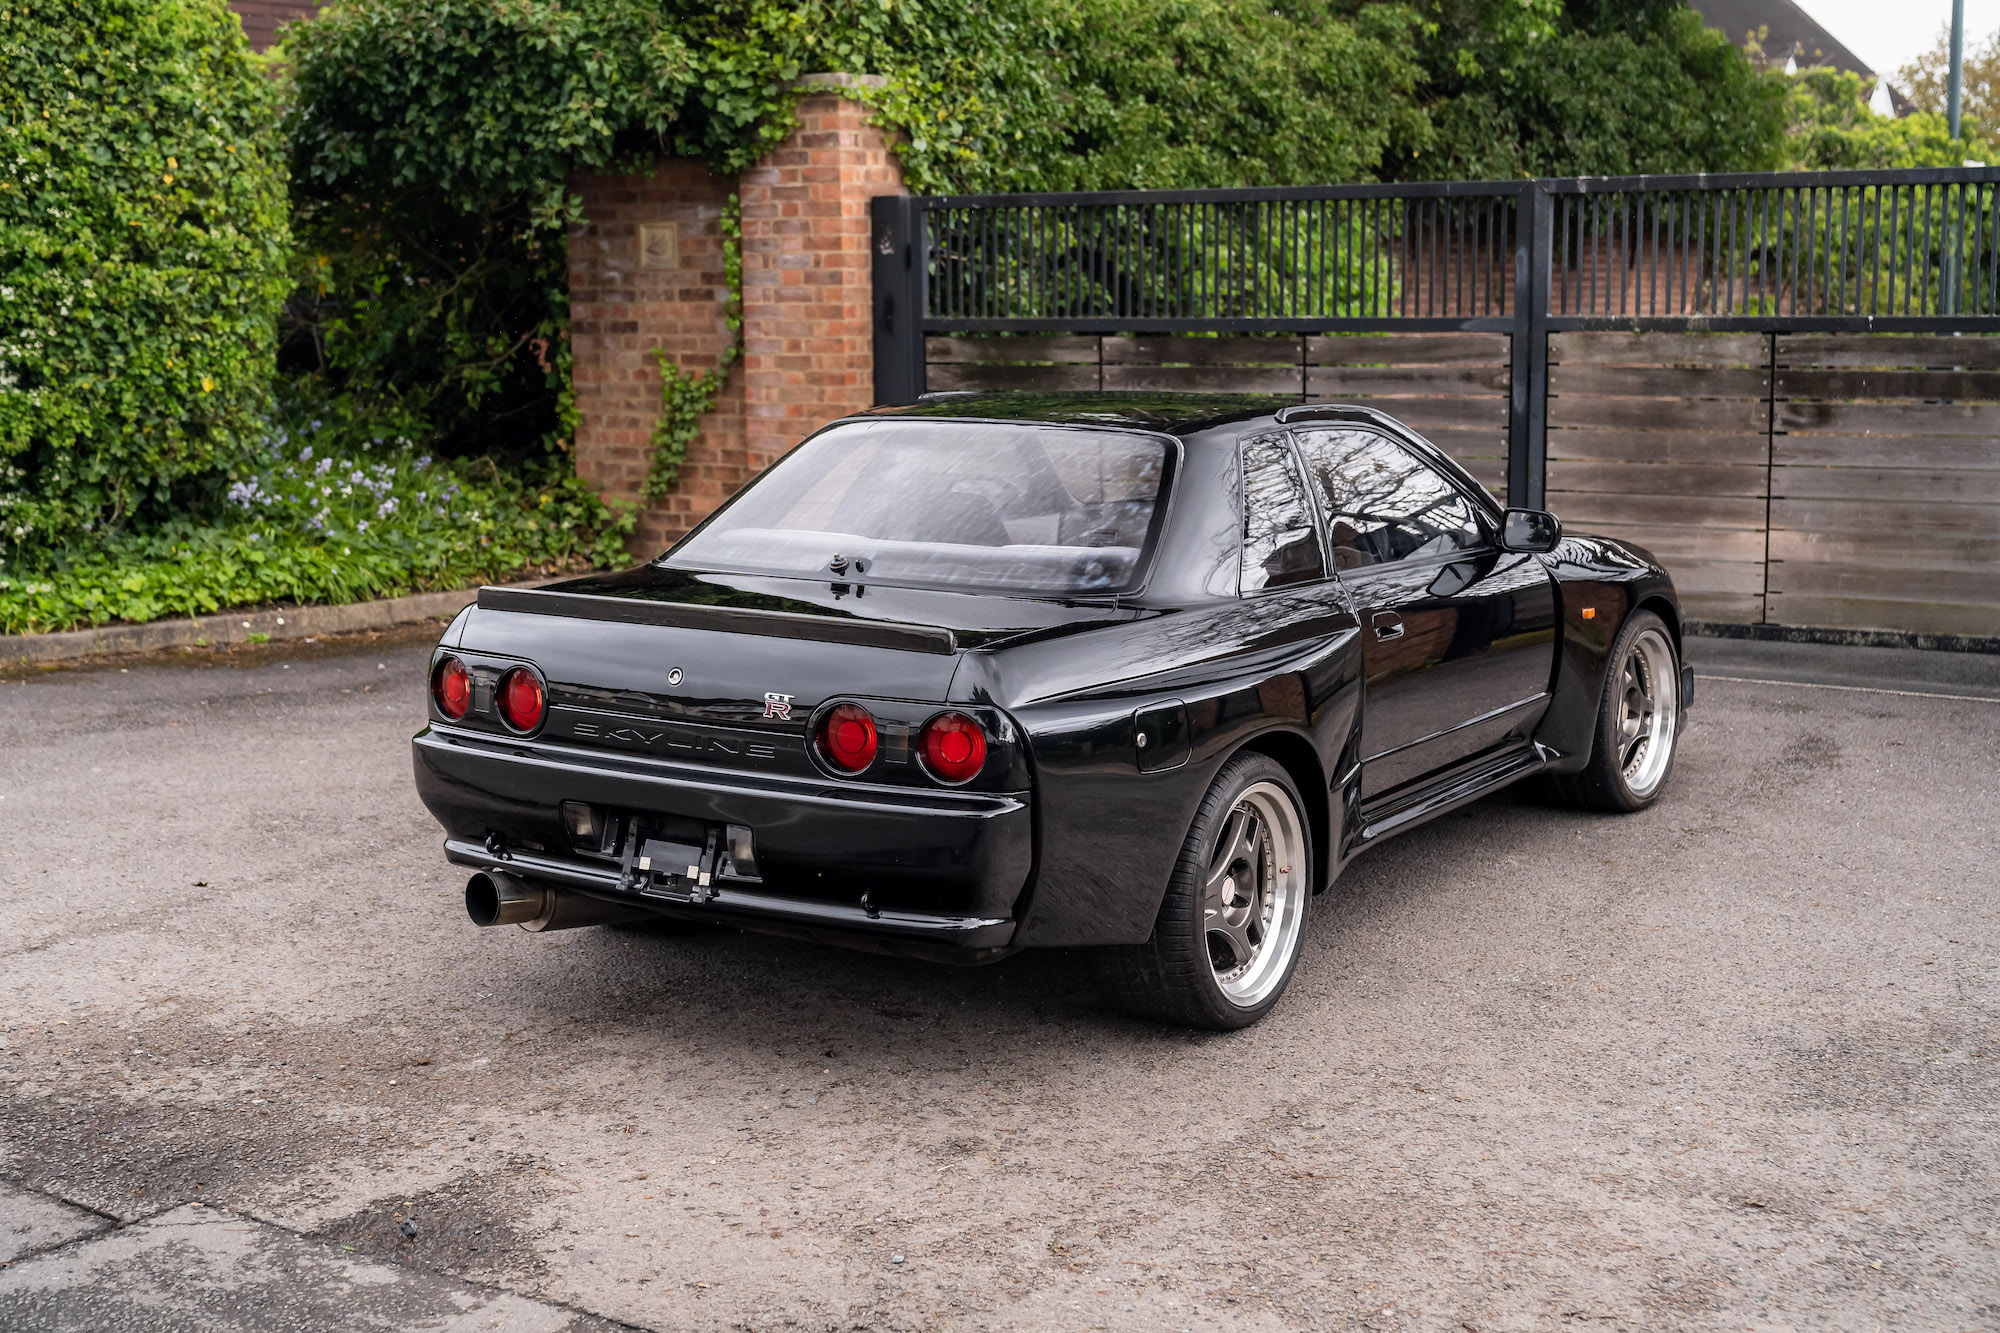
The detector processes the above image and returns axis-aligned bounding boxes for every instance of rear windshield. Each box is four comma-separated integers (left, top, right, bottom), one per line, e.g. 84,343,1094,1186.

665,419,1174,595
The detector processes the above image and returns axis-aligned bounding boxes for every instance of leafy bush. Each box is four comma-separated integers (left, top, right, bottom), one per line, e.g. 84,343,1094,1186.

1009,0,1427,191
1403,1,1788,180
0,0,291,553
278,0,710,461
1782,69,1971,170
0,421,633,634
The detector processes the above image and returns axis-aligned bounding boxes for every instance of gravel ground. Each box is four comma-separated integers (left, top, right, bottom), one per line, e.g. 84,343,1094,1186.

0,630,1995,1331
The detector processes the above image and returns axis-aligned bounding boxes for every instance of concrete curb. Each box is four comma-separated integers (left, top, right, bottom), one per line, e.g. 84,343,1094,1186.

0,578,564,667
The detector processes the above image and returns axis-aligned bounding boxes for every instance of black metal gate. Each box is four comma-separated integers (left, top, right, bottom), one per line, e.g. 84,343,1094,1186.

872,168,2000,513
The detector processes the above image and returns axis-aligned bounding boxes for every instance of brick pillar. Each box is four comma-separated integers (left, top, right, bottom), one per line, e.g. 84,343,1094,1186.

739,75,906,474
568,78,905,554
567,162,746,555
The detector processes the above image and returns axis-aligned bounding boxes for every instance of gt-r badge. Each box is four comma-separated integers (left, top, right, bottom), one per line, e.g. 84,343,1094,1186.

763,692,795,720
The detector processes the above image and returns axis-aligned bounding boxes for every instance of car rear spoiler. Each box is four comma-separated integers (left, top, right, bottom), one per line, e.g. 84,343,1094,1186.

475,586,959,656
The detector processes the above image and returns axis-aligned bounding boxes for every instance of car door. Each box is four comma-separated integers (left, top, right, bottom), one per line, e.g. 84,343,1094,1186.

1290,425,1558,801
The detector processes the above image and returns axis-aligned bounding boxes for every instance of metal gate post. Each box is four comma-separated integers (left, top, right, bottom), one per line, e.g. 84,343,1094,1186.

1509,182,1552,509
871,195,927,405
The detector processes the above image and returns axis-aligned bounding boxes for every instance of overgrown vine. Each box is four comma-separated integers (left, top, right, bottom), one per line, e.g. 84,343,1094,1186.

644,195,743,500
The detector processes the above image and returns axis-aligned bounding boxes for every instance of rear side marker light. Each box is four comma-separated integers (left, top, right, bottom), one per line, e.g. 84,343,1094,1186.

816,703,879,773
433,657,471,720
920,712,987,784
498,667,546,732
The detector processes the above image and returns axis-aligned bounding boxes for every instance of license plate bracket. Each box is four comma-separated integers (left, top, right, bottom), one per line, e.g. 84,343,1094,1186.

617,822,722,903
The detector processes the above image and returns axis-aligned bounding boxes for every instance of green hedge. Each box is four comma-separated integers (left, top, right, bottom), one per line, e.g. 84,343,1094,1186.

0,0,291,553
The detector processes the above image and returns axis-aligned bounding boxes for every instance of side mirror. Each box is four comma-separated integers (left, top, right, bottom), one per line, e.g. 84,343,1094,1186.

1501,508,1562,553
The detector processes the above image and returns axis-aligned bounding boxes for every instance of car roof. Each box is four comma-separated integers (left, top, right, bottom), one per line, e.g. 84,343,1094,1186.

863,391,1296,436
858,392,1505,517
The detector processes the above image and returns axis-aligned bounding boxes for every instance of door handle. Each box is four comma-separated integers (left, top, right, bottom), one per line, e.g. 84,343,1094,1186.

1372,611,1405,641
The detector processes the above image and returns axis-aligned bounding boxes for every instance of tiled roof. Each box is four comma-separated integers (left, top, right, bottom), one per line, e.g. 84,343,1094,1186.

1689,0,1873,77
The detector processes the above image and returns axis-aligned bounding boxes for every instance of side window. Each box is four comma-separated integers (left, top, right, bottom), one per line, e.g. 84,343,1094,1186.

1292,427,1486,571
1240,435,1325,593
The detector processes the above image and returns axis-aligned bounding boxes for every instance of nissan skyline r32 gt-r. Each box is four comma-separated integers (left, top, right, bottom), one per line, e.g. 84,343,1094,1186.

413,393,1691,1029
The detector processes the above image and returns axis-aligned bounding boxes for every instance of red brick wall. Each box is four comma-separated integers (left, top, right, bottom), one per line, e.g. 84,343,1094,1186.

739,88,905,475
568,83,905,556
568,162,746,556
230,0,321,50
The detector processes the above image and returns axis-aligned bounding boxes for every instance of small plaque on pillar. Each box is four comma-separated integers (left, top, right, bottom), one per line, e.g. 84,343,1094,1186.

639,223,679,270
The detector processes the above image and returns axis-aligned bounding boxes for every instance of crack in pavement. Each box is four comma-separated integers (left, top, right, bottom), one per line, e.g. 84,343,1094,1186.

0,1176,648,1332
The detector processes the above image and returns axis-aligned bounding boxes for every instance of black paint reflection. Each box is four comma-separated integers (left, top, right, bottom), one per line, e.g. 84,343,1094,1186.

1239,434,1325,592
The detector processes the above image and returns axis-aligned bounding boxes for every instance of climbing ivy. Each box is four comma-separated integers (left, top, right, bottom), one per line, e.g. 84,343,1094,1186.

645,195,742,500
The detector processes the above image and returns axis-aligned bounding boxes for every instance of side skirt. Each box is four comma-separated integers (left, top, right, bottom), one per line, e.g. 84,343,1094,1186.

1353,744,1547,848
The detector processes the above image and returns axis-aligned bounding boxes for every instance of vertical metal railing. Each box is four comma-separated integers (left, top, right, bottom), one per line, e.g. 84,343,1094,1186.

1541,170,2000,325
898,184,1527,329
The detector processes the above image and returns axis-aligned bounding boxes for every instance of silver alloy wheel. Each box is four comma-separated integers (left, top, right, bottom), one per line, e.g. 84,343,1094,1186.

1201,780,1309,1008
1616,627,1679,798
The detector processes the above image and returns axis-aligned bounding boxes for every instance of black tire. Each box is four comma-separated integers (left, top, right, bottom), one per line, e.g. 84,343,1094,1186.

1096,753,1313,1030
1546,608,1682,813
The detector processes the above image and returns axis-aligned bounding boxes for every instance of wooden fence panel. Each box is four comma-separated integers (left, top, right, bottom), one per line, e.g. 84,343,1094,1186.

1099,336,1302,367
925,335,1099,392
926,362,1098,392
1306,333,1511,499
920,331,2000,638
1546,332,1772,623
1095,335,1304,393
1771,334,2000,636
923,333,1513,494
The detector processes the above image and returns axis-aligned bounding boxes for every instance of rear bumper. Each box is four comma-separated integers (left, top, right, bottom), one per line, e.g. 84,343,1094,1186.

412,726,1032,954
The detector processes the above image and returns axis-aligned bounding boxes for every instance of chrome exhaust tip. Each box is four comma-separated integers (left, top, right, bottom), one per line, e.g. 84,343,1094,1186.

465,870,548,928
465,870,659,932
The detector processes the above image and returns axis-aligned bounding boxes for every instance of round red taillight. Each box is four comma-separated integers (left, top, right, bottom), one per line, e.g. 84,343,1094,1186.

815,702,878,773
432,657,471,720
497,667,545,732
920,712,987,784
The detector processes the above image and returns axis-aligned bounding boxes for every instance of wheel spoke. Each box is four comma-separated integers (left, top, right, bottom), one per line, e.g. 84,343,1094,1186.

1207,915,1255,971
1204,809,1250,906
1227,808,1262,873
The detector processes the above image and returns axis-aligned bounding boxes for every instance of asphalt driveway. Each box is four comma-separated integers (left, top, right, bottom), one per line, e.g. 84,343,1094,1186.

1,629,1995,1331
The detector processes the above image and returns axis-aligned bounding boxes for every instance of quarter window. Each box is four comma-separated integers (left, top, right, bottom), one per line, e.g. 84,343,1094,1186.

1292,427,1485,570
1240,436,1325,592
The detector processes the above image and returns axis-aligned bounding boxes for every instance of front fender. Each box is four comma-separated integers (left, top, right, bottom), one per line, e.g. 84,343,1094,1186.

1534,535,1682,772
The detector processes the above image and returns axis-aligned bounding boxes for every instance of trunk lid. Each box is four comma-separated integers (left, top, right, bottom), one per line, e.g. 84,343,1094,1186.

450,566,1127,780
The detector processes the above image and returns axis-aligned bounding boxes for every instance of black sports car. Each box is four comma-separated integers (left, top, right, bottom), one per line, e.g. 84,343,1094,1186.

414,394,1691,1028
